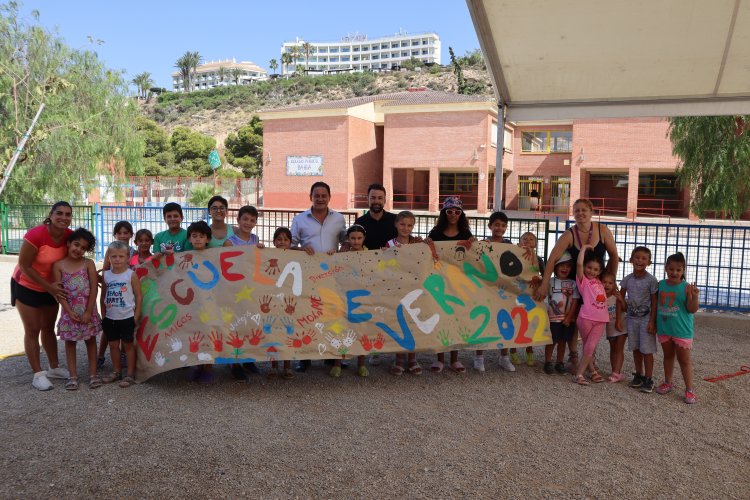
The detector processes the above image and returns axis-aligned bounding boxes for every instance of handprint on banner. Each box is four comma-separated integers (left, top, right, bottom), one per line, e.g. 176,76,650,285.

287,330,317,348
324,332,343,353
458,326,471,343
189,332,205,353
359,335,373,351
209,331,223,352
497,286,508,300
280,316,294,335
199,303,217,324
260,295,272,314
263,316,277,335
249,329,266,346
265,258,280,275
372,333,385,350
154,352,167,367
169,337,183,353
220,307,234,324
179,253,194,270
438,330,452,347
284,297,297,315
225,332,247,360
342,329,357,348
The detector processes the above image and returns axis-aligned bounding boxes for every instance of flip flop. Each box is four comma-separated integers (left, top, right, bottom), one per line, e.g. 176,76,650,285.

573,375,590,386
390,364,405,376
65,377,79,391
449,361,466,374
118,376,135,388
89,376,102,389
408,362,423,376
591,372,605,383
430,361,444,373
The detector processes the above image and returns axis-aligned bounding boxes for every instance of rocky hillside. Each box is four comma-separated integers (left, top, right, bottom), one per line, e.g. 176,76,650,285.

143,66,493,144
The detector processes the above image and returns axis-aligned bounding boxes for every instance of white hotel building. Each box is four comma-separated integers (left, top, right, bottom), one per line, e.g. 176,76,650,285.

171,59,267,92
280,31,441,75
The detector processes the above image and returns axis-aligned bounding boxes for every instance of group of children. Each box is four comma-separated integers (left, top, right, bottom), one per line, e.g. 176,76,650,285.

52,198,699,404
545,242,698,404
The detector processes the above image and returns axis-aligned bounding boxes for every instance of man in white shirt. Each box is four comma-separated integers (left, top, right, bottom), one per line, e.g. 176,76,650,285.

291,181,346,253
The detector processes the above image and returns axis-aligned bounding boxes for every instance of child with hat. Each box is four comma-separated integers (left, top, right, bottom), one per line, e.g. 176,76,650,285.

544,251,580,374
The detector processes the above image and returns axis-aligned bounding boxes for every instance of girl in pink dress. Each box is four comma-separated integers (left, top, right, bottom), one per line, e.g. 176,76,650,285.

52,228,103,390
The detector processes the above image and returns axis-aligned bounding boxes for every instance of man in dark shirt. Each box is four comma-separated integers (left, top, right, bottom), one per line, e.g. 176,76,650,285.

354,183,398,249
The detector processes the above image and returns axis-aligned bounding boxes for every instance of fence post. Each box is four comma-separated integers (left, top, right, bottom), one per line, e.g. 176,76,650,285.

0,201,5,254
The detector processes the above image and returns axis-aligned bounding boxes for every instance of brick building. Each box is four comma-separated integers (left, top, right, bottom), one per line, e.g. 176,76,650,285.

259,89,691,218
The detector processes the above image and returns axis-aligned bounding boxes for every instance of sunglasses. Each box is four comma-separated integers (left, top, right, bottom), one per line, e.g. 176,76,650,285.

445,209,463,216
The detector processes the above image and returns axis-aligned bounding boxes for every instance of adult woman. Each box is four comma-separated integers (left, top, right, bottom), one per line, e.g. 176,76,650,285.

206,195,235,248
12,201,74,390
535,198,619,301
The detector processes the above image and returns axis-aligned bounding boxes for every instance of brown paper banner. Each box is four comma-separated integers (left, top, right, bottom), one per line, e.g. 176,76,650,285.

134,241,551,381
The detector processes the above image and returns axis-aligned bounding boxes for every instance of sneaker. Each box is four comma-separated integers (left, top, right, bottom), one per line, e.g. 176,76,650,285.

554,362,567,374
46,367,70,379
330,365,342,378
525,351,535,367
498,356,516,372
32,371,53,391
684,389,697,404
629,373,644,388
509,352,521,365
640,377,655,393
543,362,555,374
473,357,485,372
369,354,381,366
357,365,369,377
656,382,675,395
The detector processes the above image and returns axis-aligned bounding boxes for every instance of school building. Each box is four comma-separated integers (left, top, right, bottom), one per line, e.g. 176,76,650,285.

259,88,696,218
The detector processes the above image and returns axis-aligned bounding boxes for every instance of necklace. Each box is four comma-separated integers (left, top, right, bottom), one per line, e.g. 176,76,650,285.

574,223,593,247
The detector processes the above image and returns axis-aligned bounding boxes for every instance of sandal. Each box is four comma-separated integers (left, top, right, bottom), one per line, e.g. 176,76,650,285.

267,370,278,380
449,361,466,374
573,374,589,386
89,375,102,389
390,364,405,376
590,371,605,383
408,361,423,376
430,361,444,373
102,371,121,384
65,377,79,391
282,368,295,380
119,376,135,388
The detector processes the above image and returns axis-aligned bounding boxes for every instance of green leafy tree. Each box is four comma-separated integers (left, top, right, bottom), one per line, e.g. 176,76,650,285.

668,116,750,218
0,2,144,203
217,66,229,85
449,46,467,94
231,67,243,86
136,117,169,157
224,115,263,177
170,126,215,176
131,71,154,99
188,51,201,91
189,183,214,207
269,58,278,75
175,52,192,92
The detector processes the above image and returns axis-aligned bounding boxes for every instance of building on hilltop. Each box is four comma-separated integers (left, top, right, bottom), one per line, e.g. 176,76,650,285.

171,59,267,92
258,88,710,219
280,30,440,76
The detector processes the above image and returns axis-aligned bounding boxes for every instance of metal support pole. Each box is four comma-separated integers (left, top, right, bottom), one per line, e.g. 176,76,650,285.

0,103,45,199
492,101,505,211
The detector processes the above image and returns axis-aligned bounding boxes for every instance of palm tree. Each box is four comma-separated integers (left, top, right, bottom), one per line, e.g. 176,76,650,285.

289,45,301,72
188,51,201,92
132,72,154,99
174,53,192,92
217,66,229,86
231,67,243,86
269,58,278,75
301,42,314,71
281,52,292,78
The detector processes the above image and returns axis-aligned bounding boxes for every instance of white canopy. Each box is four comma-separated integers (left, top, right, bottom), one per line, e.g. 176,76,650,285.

466,0,750,120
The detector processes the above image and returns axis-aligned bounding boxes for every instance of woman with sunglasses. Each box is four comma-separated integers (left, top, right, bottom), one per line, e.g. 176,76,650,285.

425,197,476,374
206,195,235,248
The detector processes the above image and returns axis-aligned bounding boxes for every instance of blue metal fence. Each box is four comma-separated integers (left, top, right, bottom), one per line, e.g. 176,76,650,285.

559,219,750,312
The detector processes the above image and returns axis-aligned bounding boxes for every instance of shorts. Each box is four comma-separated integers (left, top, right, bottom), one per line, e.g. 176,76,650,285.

550,322,575,343
10,278,57,308
658,335,693,350
627,316,657,354
102,317,136,342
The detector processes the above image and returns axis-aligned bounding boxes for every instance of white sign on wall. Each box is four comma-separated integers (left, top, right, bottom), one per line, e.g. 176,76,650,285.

286,155,324,176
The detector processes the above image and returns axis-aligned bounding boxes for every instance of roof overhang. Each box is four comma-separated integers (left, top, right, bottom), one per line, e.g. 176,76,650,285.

466,0,750,120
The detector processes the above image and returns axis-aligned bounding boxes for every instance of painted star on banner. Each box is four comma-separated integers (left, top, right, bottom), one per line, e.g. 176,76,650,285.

235,285,255,303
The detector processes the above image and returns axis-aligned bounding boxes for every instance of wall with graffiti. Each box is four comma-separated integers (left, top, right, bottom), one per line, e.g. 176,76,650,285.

134,241,550,381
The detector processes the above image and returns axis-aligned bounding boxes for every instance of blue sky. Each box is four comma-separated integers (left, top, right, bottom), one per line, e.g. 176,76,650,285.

20,1,480,90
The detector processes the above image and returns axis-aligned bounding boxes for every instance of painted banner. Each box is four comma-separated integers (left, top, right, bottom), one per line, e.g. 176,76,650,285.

134,241,551,381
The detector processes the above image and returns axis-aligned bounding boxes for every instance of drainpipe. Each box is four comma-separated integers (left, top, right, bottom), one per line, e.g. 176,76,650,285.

493,101,505,211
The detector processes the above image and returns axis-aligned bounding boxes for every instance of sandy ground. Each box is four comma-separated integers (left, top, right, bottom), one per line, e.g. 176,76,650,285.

1,256,749,498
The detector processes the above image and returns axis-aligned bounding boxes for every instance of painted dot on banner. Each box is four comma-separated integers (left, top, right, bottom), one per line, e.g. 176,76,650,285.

192,264,198,270
320,262,329,271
